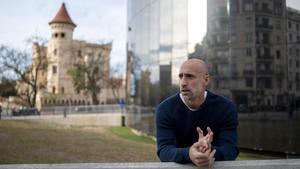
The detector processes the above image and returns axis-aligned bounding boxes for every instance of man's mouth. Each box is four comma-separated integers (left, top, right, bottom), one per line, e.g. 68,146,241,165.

181,90,190,94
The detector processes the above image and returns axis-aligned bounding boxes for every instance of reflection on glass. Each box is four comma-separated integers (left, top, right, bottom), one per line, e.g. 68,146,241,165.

127,0,300,157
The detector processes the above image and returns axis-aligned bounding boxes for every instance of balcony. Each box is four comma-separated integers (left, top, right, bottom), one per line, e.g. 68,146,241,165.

0,160,299,169
255,7,273,15
243,70,255,76
256,39,271,45
256,24,273,31
257,54,273,60
256,70,274,77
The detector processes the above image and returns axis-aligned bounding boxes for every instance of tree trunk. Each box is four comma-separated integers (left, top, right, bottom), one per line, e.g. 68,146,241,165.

92,92,99,105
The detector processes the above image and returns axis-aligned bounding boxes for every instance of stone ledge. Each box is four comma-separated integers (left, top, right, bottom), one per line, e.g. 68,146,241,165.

0,159,299,169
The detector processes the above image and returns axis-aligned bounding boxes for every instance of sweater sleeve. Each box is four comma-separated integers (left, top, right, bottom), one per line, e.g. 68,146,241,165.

155,104,192,164
213,103,239,161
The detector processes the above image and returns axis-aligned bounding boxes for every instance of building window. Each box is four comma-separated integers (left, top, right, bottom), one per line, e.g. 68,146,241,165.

276,20,281,29
262,3,270,12
54,49,57,55
245,78,253,87
276,36,280,45
78,50,82,57
61,87,64,94
289,33,293,42
288,21,292,29
289,83,293,90
54,33,58,38
229,0,238,14
276,50,281,59
52,87,56,94
274,3,282,15
61,33,65,38
244,0,253,12
245,17,252,26
52,65,57,74
88,52,94,57
246,48,252,56
245,33,252,42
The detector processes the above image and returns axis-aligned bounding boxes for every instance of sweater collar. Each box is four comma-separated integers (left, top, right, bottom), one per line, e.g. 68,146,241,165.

179,91,207,111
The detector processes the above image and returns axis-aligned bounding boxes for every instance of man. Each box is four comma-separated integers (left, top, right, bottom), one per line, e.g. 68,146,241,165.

156,59,239,167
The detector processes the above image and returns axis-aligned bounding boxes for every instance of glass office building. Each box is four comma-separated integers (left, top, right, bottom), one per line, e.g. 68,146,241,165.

127,0,300,157
127,0,204,106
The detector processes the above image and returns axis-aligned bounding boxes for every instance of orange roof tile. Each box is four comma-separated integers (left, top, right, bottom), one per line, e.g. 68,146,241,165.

49,3,76,27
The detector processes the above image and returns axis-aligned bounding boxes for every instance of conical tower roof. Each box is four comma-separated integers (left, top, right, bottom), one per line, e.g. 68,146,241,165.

49,3,76,27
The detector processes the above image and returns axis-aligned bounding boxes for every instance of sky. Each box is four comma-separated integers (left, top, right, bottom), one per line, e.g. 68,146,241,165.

0,0,127,74
0,0,300,75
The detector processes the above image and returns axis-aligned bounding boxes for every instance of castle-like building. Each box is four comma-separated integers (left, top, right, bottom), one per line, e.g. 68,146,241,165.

32,3,114,108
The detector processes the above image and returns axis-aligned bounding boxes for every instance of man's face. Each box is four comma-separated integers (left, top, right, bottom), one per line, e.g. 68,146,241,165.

179,61,209,102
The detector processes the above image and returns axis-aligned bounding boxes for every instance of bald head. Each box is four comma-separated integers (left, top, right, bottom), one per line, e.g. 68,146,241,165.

179,59,210,108
180,59,209,75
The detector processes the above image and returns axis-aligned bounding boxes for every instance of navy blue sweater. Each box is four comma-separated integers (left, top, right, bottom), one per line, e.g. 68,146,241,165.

156,91,239,163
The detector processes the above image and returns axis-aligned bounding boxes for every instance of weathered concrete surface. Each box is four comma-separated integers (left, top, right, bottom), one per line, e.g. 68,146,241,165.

0,159,299,169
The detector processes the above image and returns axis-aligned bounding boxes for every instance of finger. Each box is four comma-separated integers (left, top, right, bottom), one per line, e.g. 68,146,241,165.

195,150,210,160
206,126,214,143
192,141,202,150
207,150,216,168
209,149,216,159
197,127,204,140
195,159,210,167
208,158,215,168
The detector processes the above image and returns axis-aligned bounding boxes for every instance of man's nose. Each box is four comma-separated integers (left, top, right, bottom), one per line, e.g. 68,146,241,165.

180,76,187,86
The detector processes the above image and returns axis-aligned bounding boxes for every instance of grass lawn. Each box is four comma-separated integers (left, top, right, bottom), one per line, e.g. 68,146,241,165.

0,120,279,164
0,120,158,164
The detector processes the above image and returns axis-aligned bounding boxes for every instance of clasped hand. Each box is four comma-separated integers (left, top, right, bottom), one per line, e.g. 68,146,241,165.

189,127,215,167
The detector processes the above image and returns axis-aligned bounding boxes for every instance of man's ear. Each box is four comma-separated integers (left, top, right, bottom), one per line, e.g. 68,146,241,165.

204,73,210,85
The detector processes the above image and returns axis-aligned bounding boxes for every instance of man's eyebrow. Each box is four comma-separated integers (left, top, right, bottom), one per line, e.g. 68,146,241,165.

178,73,195,77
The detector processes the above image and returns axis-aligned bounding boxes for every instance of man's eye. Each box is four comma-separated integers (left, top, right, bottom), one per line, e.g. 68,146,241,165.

186,75,193,78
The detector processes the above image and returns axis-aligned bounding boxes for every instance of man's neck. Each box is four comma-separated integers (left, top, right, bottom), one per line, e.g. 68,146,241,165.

180,91,207,111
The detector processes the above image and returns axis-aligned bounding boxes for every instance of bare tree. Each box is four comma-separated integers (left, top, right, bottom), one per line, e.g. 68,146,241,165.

0,36,47,107
109,64,124,102
68,46,111,105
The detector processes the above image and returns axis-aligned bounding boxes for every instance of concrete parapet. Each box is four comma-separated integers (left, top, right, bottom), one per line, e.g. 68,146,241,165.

0,159,299,169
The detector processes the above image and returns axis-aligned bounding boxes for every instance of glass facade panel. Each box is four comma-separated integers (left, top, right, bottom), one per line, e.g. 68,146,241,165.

127,0,300,156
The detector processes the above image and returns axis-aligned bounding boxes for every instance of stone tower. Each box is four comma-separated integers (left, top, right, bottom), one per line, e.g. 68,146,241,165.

29,2,119,109
47,3,76,95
